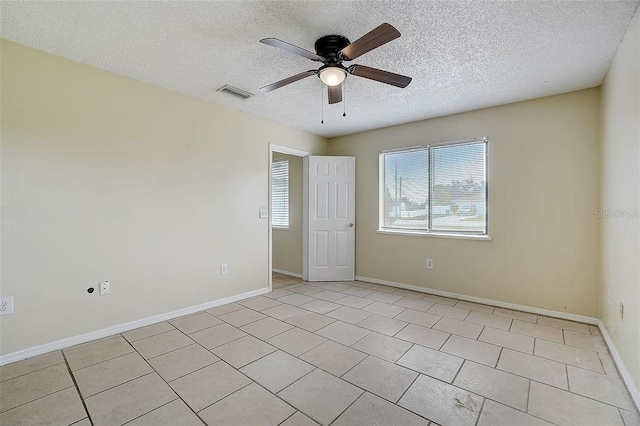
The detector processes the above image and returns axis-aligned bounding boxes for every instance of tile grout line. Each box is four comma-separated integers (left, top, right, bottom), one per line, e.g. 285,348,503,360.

438,332,455,351
390,318,413,337
451,359,467,384
480,396,561,425
474,397,486,426
71,333,166,420
72,349,139,374
326,390,369,426
119,397,180,425
317,359,424,425
123,326,177,344
185,376,254,420
195,329,249,351
0,360,66,384
396,342,416,364
144,341,202,362
494,346,505,369
555,374,638,411
197,379,289,420
0,385,76,416
337,354,371,379
236,368,321,419
481,363,634,415
275,409,298,426
136,335,224,424
395,372,421,403
83,371,157,401
277,358,412,422
242,323,297,342
167,359,223,383
65,350,137,373
61,350,94,426
278,338,328,360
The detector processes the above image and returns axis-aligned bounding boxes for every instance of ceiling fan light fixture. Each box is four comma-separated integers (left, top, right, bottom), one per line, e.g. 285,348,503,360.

319,67,347,86
260,23,411,102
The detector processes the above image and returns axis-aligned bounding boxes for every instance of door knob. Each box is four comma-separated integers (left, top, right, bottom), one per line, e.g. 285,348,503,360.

348,223,354,228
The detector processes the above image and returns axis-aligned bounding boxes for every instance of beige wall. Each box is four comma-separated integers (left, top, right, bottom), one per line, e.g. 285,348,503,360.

0,40,326,356
328,88,602,317
601,8,640,390
272,153,303,275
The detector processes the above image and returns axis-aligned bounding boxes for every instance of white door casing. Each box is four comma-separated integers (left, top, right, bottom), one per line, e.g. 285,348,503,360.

303,156,356,281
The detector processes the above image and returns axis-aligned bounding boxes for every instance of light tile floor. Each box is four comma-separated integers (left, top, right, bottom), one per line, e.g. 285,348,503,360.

1,271,638,426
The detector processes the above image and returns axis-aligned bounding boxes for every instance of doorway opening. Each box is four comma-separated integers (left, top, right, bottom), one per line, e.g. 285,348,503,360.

268,144,310,292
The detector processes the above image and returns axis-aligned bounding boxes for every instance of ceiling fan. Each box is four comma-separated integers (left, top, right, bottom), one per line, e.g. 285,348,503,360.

259,23,412,104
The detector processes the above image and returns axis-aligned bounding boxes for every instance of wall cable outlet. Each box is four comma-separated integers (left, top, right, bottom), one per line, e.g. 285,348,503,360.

0,297,14,315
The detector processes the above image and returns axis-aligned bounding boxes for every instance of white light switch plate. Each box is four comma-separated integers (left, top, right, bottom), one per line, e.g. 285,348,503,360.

259,208,269,219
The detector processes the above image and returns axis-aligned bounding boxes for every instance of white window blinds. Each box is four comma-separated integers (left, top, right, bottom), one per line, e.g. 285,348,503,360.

380,139,487,235
271,159,289,228
431,142,486,234
383,149,430,230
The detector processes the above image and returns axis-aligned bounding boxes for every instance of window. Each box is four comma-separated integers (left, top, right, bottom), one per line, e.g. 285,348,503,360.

380,139,488,236
271,159,289,228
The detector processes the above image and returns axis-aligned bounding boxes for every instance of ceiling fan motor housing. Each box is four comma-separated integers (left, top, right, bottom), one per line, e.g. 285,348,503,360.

314,35,350,62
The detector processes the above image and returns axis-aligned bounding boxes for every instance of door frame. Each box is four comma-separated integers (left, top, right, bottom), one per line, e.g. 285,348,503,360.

268,144,311,292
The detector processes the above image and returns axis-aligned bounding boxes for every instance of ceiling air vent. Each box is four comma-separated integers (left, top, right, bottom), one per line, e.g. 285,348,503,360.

217,85,254,100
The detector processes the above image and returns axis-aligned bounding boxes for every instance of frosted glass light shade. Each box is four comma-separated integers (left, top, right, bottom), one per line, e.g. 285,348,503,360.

319,67,347,86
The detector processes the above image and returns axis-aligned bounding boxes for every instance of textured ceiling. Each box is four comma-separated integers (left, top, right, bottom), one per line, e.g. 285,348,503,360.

1,1,638,138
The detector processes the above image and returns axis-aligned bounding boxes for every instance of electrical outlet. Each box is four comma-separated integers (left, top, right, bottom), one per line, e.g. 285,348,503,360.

220,264,228,275
99,281,110,296
426,259,434,269
619,302,624,320
259,208,269,219
0,297,14,315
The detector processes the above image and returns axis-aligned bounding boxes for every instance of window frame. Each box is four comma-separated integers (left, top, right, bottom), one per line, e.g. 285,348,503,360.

378,138,490,240
271,158,290,229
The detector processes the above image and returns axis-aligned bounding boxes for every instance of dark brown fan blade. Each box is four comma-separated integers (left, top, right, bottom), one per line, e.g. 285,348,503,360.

348,65,412,88
328,83,343,104
260,70,317,92
260,38,325,62
339,23,401,61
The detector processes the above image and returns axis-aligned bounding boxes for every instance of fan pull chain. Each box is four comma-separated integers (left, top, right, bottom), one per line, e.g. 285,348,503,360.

321,84,324,124
343,79,346,117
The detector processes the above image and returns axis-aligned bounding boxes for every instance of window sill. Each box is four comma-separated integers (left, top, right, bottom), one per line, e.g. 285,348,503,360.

377,228,492,241
272,226,290,231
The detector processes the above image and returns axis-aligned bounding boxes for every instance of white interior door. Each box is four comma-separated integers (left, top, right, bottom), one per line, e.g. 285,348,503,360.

304,156,355,281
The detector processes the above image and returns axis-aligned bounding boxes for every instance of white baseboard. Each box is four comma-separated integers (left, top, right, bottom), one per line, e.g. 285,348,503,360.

356,275,599,324
597,321,640,411
272,268,303,279
0,287,269,366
